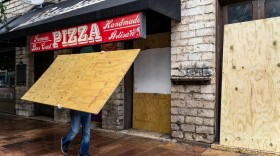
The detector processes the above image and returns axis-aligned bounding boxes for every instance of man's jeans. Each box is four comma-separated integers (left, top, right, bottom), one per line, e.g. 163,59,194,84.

62,110,91,155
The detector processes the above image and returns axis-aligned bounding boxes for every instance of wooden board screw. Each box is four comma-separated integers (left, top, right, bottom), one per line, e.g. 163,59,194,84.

273,41,277,46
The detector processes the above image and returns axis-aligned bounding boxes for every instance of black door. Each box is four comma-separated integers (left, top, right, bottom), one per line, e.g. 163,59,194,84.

34,51,54,117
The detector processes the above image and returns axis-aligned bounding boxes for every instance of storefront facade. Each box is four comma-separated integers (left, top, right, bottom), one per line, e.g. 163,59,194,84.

1,1,279,154
0,0,219,145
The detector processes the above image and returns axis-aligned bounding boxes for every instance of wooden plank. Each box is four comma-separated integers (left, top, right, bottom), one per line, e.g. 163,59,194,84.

133,93,171,133
22,49,140,114
221,17,280,152
133,32,170,49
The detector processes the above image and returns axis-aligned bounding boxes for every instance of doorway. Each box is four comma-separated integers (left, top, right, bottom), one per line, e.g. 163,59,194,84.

34,51,54,117
133,47,171,133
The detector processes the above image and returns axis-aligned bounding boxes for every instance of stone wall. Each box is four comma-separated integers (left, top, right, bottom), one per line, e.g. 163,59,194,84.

102,42,125,130
102,80,125,130
15,37,34,117
170,0,216,143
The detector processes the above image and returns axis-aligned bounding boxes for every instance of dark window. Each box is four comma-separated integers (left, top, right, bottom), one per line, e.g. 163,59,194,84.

0,70,14,87
265,0,280,18
227,3,253,24
0,51,15,101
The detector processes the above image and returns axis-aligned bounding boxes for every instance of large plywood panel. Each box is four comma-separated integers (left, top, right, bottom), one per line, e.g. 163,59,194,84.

133,93,171,134
22,49,140,114
221,17,280,152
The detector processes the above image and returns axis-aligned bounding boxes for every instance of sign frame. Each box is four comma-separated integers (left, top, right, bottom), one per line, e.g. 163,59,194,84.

30,12,146,52
16,63,26,86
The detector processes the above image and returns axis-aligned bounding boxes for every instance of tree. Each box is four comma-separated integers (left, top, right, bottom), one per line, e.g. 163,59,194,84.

0,2,7,25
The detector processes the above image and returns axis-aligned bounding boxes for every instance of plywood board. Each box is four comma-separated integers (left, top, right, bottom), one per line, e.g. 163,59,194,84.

22,49,140,114
221,17,280,152
133,32,170,49
212,144,280,156
133,93,171,134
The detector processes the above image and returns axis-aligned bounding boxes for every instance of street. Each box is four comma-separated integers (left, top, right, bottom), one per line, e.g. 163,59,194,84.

0,113,249,156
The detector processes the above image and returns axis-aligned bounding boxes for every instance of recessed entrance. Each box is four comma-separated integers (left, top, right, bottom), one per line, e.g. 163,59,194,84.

34,51,54,118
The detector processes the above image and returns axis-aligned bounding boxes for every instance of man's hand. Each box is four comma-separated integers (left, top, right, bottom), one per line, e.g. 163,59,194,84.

57,103,62,109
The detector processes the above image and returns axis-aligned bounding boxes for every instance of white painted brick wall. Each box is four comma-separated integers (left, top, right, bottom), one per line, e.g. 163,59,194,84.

171,0,216,143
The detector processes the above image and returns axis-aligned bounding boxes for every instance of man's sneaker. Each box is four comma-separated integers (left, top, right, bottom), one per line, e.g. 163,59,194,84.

60,137,69,154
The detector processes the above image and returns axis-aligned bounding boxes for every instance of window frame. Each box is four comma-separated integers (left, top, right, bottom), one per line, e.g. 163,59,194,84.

264,0,280,18
225,2,255,24
223,0,259,24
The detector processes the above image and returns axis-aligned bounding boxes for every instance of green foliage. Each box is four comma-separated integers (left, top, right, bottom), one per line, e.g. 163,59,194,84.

0,2,7,25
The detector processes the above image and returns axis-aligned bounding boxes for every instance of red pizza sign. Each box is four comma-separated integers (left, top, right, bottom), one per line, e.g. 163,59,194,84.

30,12,145,52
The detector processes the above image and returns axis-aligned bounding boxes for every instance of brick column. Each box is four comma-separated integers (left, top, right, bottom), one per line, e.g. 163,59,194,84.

171,0,216,143
15,37,35,116
102,42,125,130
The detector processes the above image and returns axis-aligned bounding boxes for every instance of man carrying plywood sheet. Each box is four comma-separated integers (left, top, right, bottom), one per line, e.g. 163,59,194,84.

21,49,140,155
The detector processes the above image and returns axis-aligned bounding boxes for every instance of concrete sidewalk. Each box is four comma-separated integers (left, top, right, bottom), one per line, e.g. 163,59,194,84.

0,113,250,156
